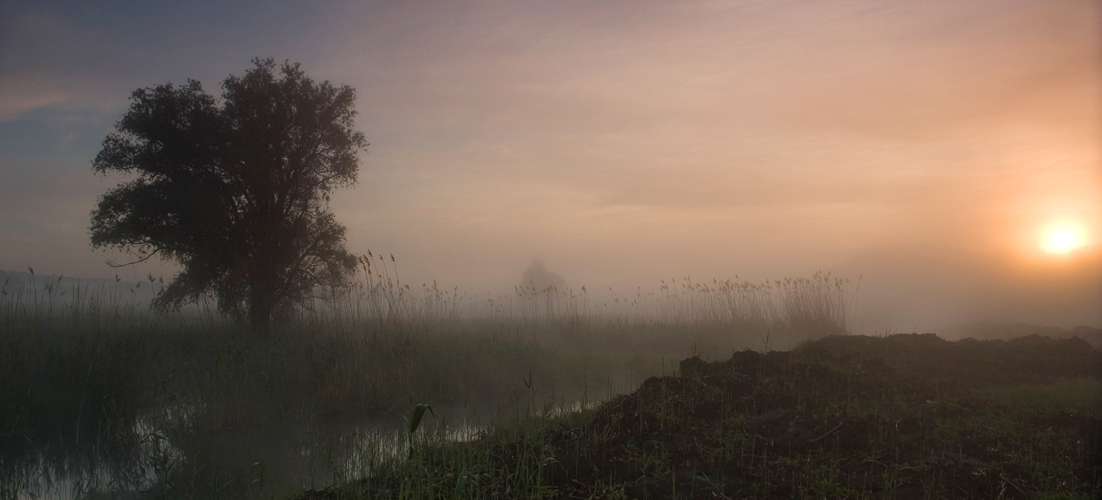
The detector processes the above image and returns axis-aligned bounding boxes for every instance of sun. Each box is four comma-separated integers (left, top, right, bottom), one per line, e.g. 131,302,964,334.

1040,221,1088,254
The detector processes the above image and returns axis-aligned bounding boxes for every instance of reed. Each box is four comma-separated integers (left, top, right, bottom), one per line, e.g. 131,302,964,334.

0,260,852,498
295,253,849,344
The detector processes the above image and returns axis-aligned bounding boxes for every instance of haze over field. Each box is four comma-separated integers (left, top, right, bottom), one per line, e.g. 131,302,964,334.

1,0,1099,333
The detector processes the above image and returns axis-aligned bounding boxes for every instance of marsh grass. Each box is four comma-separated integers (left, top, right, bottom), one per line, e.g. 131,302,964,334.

2,263,1098,499
0,262,852,498
983,378,1102,414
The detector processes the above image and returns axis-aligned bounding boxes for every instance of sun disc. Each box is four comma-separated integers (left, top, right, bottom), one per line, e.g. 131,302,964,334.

1040,221,1086,254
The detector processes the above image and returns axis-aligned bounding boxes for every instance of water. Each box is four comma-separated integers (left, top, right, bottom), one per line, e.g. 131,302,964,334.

3,402,499,500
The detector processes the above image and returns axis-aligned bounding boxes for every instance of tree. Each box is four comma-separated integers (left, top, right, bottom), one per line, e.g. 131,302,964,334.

91,58,367,331
520,260,566,291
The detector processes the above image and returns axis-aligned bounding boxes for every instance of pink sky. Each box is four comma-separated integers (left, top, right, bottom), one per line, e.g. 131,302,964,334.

1,0,1099,331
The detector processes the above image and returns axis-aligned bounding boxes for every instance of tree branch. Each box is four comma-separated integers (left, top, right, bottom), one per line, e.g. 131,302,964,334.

106,248,160,268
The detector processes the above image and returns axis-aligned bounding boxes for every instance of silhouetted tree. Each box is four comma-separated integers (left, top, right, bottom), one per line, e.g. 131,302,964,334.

91,58,366,331
520,260,566,291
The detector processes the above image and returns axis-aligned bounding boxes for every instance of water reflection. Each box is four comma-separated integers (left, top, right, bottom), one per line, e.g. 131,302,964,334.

5,401,528,500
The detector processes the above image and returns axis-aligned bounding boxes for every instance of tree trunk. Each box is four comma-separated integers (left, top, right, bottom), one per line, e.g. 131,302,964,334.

249,281,272,335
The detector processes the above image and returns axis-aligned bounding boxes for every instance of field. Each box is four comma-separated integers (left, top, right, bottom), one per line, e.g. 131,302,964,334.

1,268,1099,499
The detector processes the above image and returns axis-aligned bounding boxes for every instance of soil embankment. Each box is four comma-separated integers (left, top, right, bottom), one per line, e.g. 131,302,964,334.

306,334,1102,499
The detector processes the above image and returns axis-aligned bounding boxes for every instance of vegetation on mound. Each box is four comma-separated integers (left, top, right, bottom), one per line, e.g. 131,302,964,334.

304,334,1102,499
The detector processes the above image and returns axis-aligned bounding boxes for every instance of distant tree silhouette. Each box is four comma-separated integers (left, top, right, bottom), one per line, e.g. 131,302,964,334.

91,58,367,332
520,260,566,291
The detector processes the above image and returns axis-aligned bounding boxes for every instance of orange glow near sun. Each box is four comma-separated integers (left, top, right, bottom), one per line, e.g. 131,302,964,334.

1040,221,1088,255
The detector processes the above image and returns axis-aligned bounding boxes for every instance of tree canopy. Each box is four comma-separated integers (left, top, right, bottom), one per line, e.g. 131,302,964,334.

91,58,367,330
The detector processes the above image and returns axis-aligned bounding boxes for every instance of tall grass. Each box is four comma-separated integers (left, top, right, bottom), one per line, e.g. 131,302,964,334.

0,270,228,334
1,259,852,436
300,253,849,341
0,259,852,498
2,256,849,341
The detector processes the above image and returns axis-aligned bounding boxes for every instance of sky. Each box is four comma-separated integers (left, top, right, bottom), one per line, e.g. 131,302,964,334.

1,0,1099,332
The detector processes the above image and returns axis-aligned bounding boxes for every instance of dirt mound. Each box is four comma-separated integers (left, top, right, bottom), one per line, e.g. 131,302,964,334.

306,334,1102,499
544,334,1102,498
795,333,1102,386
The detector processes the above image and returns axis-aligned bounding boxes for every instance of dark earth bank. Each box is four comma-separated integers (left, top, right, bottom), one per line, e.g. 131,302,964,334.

303,334,1102,499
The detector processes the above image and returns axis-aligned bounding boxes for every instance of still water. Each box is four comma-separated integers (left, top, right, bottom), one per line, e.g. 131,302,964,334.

7,402,498,500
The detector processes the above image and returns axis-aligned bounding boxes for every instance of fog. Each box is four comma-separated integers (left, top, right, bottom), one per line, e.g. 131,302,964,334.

1,0,1099,334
